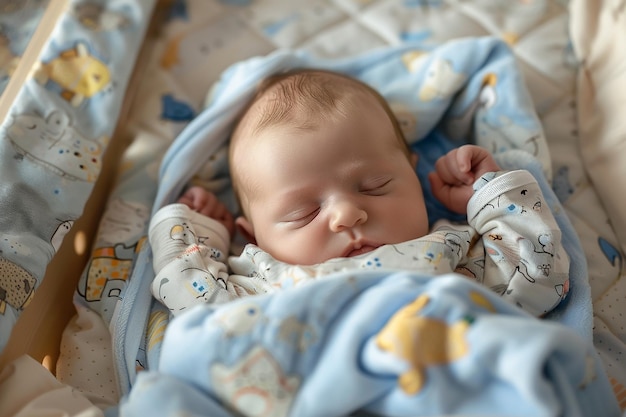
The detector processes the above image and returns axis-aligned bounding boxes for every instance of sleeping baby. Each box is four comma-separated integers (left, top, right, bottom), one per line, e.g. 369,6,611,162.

148,69,569,318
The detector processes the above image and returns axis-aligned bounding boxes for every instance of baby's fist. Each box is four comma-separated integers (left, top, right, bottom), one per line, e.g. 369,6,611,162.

429,145,500,214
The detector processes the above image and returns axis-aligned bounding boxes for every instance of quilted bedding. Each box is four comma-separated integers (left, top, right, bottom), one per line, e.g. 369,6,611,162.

1,0,625,415
0,0,154,349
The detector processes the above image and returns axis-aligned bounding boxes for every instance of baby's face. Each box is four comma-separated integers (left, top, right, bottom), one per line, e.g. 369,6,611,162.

235,98,429,265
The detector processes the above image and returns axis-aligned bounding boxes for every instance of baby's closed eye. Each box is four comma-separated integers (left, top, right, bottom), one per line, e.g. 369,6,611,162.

282,207,321,227
360,176,392,195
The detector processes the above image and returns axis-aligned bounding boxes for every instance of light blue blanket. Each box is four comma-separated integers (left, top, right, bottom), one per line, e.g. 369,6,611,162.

113,37,621,415
122,273,616,417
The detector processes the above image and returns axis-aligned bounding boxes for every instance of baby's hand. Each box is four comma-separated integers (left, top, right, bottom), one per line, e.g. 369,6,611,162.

428,145,500,214
178,186,235,236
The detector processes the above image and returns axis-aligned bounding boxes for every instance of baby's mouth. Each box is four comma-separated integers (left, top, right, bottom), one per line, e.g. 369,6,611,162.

346,244,378,257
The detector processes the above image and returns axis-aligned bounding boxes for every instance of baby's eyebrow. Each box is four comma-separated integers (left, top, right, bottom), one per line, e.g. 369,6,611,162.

266,187,316,214
275,185,318,203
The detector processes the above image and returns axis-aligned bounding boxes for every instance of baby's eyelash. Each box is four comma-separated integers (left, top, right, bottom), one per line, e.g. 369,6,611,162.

287,207,320,225
360,179,392,194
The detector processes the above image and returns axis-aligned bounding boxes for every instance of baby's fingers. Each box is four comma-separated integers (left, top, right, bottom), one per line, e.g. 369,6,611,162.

455,146,475,173
429,171,471,215
457,144,501,179
435,150,473,185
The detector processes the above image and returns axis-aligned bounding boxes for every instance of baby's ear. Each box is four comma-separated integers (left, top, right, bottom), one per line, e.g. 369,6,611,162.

235,216,256,244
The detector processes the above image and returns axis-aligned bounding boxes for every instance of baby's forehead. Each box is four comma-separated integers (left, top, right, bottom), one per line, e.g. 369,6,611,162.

231,72,398,154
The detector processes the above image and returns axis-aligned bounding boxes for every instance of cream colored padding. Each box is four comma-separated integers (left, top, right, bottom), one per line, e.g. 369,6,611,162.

56,304,119,407
0,355,105,417
570,0,626,254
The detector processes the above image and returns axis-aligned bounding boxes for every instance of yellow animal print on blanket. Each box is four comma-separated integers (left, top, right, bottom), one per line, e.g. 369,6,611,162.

35,43,111,106
375,294,471,395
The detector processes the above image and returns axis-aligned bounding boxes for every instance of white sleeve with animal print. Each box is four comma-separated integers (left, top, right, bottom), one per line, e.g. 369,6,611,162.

148,203,244,316
467,170,570,316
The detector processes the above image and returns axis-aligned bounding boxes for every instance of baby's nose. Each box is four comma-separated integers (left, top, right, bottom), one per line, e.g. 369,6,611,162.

329,200,367,233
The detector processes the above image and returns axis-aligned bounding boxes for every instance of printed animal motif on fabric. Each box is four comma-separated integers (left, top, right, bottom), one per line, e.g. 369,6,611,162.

401,50,429,74
418,57,467,102
278,316,317,352
169,220,210,246
425,226,473,270
610,378,626,411
483,92,546,167
472,175,570,315
513,236,570,303
446,72,548,171
160,94,195,122
0,225,68,322
4,109,105,182
211,345,300,417
477,115,544,159
34,42,111,107
375,294,478,395
81,237,146,303
78,199,149,310
444,73,499,140
50,219,74,253
601,237,623,278
0,0,47,14
516,235,556,283
401,50,467,102
454,243,486,282
152,244,228,314
0,258,36,313
0,29,18,83
71,2,132,31
214,301,264,337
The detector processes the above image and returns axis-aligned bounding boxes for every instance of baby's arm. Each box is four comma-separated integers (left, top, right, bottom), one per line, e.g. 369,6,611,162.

428,145,501,214
468,170,570,316
149,187,242,315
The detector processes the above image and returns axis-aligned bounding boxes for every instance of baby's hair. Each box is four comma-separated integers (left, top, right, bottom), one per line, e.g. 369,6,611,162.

236,69,410,155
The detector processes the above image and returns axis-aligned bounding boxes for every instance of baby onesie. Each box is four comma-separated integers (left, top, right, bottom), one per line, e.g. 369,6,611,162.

149,170,569,317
